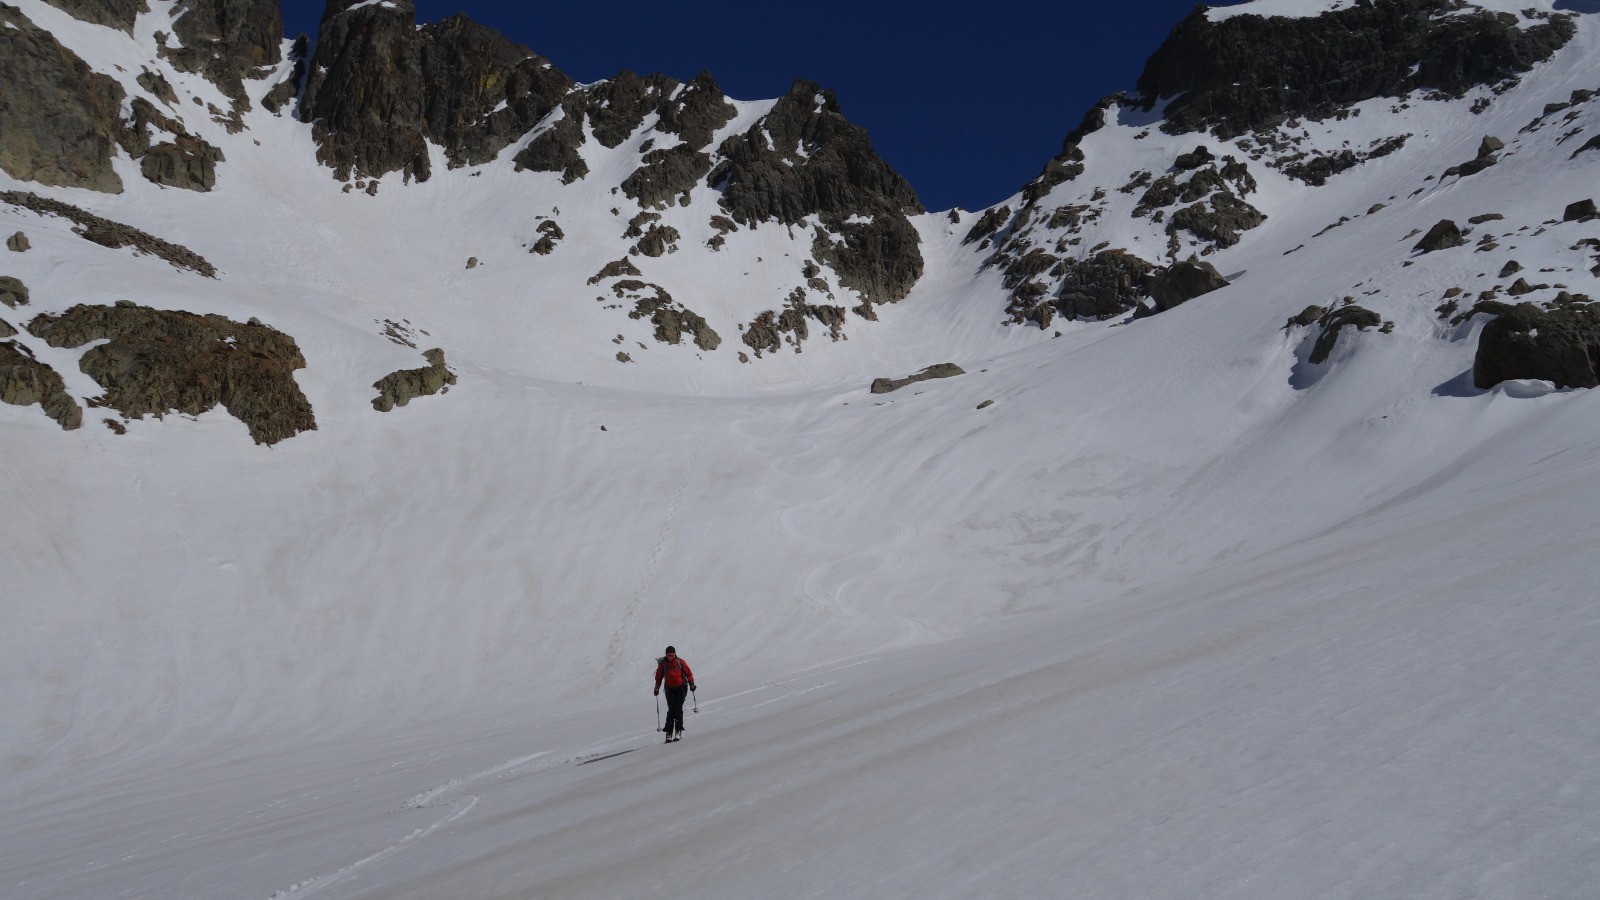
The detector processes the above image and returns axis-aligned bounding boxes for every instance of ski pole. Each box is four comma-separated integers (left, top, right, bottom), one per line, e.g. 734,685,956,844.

656,694,662,731
692,687,698,714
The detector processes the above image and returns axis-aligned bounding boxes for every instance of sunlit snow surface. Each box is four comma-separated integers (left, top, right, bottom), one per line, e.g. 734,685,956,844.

3,1,1600,897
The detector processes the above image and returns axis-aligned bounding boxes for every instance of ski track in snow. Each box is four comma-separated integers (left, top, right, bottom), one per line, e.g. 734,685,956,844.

263,655,887,899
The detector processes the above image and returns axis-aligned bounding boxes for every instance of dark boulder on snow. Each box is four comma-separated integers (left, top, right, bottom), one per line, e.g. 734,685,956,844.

26,302,316,444
530,221,564,255
0,340,82,430
870,363,965,395
6,231,28,253
0,276,28,308
1136,257,1229,317
1563,199,1598,222
1137,1,1576,138
1309,304,1386,365
1286,305,1328,329
1474,302,1600,389
1444,135,1504,179
1414,219,1467,253
373,348,456,412
140,135,225,192
0,5,129,193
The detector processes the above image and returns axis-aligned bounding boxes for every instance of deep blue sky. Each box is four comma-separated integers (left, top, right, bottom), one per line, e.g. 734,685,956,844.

279,1,1250,211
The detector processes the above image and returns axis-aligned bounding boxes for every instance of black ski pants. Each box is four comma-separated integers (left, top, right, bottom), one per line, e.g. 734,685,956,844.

663,684,688,734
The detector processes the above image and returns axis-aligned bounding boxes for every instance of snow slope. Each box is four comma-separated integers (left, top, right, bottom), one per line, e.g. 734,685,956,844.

3,1,1600,897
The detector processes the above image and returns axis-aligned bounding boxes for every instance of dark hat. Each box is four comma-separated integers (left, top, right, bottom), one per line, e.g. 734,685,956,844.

665,645,676,654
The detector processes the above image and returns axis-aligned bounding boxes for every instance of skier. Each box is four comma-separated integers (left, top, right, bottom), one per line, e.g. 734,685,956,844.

654,646,696,743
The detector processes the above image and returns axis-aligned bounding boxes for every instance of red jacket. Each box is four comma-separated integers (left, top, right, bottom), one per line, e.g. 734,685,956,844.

655,656,694,690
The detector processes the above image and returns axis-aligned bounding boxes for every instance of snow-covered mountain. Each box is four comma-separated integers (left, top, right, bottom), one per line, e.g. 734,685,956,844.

4,1,1600,897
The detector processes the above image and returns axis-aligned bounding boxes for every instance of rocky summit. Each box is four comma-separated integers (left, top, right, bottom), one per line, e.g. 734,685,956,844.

0,0,1594,441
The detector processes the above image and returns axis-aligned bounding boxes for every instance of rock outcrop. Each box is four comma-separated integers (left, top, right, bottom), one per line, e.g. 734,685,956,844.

372,348,456,411
0,340,82,430
1137,257,1229,318
1414,219,1467,253
158,0,283,118
711,80,925,309
1137,1,1576,138
0,4,129,193
140,135,225,191
27,302,314,444
6,231,27,252
870,363,965,395
2,191,216,276
302,2,572,181
38,0,146,32
1309,304,1387,365
614,281,720,351
0,276,29,307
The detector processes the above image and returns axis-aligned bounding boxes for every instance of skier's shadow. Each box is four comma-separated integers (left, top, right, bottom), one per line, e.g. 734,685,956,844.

575,748,641,766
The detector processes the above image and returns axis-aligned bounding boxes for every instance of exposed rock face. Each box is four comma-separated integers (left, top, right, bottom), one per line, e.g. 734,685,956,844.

655,70,737,150
632,225,680,258
416,14,572,168
38,0,146,32
2,191,216,276
1564,199,1597,222
1018,94,1121,206
870,363,965,395
622,145,713,209
711,80,925,308
1138,1,1576,138
586,71,677,148
27,302,315,444
0,4,128,193
302,2,574,181
1280,134,1409,186
1007,250,1154,328
372,348,455,411
1414,219,1467,252
300,0,430,181
5,231,26,252
1474,302,1600,389
262,35,307,115
0,340,82,430
159,0,283,116
513,96,588,183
